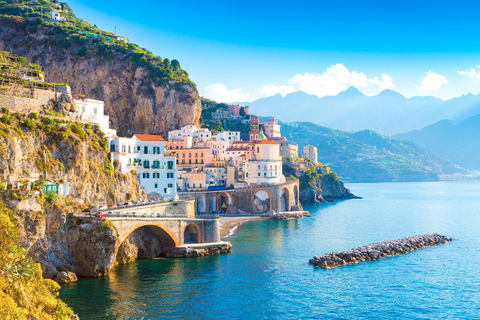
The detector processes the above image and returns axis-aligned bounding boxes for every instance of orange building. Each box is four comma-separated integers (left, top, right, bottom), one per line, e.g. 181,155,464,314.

165,148,213,165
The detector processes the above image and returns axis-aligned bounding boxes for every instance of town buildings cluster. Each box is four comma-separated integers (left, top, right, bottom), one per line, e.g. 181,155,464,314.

68,99,318,201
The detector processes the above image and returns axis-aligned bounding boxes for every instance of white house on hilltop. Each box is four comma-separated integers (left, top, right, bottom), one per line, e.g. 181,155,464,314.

72,98,116,137
49,12,66,21
168,125,212,142
109,134,177,199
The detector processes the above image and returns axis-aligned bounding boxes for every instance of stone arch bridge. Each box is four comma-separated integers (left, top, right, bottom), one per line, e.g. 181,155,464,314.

185,179,301,215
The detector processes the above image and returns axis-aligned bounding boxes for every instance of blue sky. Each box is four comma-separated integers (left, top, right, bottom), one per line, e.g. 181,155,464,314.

68,0,480,102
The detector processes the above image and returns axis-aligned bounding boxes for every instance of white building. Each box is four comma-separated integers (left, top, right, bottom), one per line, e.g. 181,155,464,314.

303,145,318,165
205,166,226,187
245,139,284,185
215,131,241,143
109,134,177,199
168,125,212,142
49,12,66,21
72,98,116,137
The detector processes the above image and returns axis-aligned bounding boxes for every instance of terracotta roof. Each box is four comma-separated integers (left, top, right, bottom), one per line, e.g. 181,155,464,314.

134,134,165,141
253,139,279,145
226,146,250,151
232,140,250,144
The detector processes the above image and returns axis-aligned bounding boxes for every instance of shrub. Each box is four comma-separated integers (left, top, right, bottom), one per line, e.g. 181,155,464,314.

1,114,11,125
69,122,85,140
24,118,36,131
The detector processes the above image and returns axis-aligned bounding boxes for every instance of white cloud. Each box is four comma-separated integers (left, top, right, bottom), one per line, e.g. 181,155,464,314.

258,64,394,98
204,83,252,103
457,66,480,79
416,71,448,92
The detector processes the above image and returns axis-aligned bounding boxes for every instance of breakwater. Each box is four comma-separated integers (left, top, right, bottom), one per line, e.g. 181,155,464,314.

309,233,453,268
269,211,310,220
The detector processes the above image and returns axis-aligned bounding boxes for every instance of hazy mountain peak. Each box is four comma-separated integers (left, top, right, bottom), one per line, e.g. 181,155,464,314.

336,86,365,98
377,89,405,99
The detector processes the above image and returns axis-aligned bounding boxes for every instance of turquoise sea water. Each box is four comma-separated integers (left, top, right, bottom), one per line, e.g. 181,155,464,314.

59,182,480,319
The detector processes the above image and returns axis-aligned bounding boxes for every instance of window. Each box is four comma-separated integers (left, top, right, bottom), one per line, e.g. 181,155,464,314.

164,188,168,193
153,160,160,169
142,173,150,179
246,173,248,177
189,159,192,164
137,146,140,152
264,172,267,176
144,146,148,154
110,144,116,152
168,161,174,169
155,183,158,188
167,173,173,178
258,173,260,177
195,159,198,164
182,159,185,164
128,146,131,153
189,153,192,158
82,107,85,113
143,160,150,169
201,159,204,164
168,183,173,188
153,173,160,178
153,146,160,154
257,147,259,153
182,153,185,158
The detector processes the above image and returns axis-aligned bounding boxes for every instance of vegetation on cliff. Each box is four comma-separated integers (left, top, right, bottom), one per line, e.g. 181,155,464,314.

0,1,202,136
0,202,74,319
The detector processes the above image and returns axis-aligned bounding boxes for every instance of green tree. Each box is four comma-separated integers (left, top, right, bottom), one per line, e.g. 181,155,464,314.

240,107,246,116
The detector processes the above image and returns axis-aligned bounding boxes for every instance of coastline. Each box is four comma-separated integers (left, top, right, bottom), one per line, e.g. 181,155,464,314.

220,216,268,237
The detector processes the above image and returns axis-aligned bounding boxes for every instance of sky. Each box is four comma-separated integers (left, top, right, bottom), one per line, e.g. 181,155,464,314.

67,0,480,102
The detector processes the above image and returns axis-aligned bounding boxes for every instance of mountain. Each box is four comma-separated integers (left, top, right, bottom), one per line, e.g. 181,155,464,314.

281,122,470,182
242,88,480,135
0,1,201,136
394,114,480,170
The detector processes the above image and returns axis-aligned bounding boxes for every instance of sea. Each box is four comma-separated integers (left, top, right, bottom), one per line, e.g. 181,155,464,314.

59,181,480,319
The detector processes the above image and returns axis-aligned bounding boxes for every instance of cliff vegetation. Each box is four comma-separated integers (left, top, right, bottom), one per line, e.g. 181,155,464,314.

0,0,201,136
0,202,74,319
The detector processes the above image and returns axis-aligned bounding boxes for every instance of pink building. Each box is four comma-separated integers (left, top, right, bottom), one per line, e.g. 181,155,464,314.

263,117,281,138
231,105,249,116
164,136,193,150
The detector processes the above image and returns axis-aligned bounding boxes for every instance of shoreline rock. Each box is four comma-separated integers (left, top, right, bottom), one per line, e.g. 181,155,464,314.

309,233,453,269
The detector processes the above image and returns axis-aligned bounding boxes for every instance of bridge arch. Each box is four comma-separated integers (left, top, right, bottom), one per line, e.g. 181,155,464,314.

119,222,180,248
280,188,289,212
217,192,232,213
293,185,299,205
196,195,206,214
209,194,217,213
253,189,271,214
184,222,201,244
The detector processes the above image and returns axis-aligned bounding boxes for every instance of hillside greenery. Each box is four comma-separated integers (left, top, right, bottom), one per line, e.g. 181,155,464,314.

0,0,195,90
0,201,75,319
282,121,469,182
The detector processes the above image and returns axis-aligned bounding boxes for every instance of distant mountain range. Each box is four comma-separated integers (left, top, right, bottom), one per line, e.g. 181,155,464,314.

281,122,470,182
241,88,480,135
394,114,480,170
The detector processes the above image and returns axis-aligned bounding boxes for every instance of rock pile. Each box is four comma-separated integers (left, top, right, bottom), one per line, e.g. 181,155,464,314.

309,233,453,269
269,211,310,220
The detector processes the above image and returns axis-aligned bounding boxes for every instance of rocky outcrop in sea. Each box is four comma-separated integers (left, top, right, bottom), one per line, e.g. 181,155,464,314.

309,233,453,268
268,211,310,220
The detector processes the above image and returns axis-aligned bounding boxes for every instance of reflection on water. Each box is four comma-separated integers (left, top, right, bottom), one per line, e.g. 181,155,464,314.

60,181,480,319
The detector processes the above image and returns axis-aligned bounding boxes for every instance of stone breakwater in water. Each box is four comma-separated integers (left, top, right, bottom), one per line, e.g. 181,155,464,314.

268,211,310,220
309,233,453,269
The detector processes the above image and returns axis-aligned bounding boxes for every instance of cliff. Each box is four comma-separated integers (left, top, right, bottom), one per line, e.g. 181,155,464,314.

0,110,148,279
283,160,357,203
0,15,201,136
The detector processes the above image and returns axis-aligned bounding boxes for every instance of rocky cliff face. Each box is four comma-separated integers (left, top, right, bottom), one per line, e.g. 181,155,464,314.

283,161,357,203
0,18,201,136
0,111,147,279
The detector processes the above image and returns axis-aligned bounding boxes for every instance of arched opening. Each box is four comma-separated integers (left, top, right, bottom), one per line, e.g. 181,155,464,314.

196,195,206,214
209,194,217,213
184,223,200,244
218,192,231,214
116,224,178,265
253,189,270,214
294,185,299,205
280,188,289,212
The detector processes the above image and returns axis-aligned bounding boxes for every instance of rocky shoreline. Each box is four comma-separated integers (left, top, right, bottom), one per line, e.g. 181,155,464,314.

309,233,453,269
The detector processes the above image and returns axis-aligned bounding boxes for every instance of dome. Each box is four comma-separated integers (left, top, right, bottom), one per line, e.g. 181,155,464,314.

257,133,267,140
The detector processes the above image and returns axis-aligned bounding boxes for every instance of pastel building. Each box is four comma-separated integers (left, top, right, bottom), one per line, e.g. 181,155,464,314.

73,98,116,137
168,125,212,141
109,134,177,199
231,105,249,116
263,117,281,138
303,145,318,164
164,136,193,150
165,148,213,166
178,170,206,191
246,139,284,185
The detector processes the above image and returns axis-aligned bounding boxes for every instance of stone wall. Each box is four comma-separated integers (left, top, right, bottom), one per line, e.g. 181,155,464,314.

0,88,56,113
